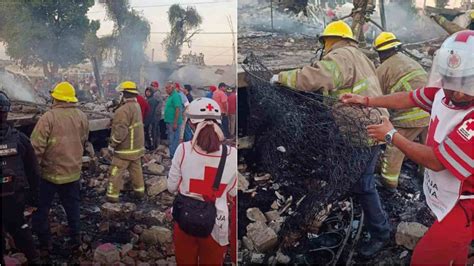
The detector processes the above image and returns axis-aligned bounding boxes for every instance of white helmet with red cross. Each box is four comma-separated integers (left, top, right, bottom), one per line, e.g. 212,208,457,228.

187,97,222,124
428,30,474,96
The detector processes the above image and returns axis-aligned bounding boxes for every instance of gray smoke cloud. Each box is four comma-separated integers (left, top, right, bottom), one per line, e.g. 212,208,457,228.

0,70,36,102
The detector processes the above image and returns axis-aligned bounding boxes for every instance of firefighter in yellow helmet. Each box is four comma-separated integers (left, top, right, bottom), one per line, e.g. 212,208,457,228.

271,21,391,258
31,82,89,253
373,32,430,190
106,81,145,202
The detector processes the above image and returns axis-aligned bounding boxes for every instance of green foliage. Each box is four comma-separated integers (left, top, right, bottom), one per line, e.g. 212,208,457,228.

0,0,97,76
162,4,202,63
104,0,150,81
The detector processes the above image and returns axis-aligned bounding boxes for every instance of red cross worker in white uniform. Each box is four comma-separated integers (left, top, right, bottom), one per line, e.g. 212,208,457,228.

167,97,237,265
341,30,474,265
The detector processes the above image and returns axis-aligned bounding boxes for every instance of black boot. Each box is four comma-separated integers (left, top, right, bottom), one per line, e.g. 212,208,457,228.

358,236,389,258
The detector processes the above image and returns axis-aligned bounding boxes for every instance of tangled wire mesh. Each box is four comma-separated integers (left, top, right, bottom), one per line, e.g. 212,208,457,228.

241,53,384,253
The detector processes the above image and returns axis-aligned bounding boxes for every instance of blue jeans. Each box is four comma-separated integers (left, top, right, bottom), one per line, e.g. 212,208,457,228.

32,180,81,244
167,123,181,159
352,146,391,240
221,115,229,138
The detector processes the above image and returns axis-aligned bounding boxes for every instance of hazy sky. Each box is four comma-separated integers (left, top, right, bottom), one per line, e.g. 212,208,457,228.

0,0,237,65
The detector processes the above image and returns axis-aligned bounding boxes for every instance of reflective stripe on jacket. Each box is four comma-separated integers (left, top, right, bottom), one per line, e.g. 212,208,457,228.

376,53,430,128
110,98,145,160
278,40,389,146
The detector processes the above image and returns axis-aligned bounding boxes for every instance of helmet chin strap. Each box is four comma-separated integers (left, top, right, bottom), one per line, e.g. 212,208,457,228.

191,120,224,152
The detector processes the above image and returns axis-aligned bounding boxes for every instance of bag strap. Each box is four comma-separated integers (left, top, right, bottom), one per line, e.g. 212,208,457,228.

212,144,227,191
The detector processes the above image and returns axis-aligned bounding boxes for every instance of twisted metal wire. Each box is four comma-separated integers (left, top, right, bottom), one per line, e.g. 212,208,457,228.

241,53,382,254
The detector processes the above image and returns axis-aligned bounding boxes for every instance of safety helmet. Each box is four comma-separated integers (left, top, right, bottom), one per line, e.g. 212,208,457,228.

373,32,402,52
0,91,11,112
470,11,474,20
319,20,357,43
427,30,474,96
187,97,222,124
117,81,139,94
51,82,78,103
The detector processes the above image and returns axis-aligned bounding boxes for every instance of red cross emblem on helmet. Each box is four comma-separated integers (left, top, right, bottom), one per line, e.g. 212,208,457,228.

206,103,214,111
447,53,461,69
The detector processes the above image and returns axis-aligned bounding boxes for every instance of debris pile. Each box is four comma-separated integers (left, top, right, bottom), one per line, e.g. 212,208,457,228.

3,145,178,264
238,54,437,264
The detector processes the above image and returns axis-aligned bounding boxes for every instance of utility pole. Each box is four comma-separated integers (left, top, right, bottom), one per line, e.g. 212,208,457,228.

227,15,236,66
379,0,386,30
270,0,274,31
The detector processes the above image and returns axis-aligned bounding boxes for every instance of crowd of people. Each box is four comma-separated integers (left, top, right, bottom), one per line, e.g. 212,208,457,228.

1,77,237,265
272,21,473,264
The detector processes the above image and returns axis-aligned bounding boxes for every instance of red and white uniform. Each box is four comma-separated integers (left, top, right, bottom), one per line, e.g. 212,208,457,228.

167,141,237,246
410,87,473,265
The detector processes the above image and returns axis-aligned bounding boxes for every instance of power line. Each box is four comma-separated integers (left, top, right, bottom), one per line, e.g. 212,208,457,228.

87,0,234,14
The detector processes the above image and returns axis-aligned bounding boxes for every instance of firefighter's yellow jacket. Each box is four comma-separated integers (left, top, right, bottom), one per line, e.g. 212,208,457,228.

376,52,430,128
31,102,89,184
109,98,145,161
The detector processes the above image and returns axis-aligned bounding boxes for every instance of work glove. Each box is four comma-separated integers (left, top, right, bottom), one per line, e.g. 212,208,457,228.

270,74,279,84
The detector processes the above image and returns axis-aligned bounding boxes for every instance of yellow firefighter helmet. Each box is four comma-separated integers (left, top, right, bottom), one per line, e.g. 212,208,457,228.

373,32,402,52
51,82,78,103
118,81,139,94
319,20,357,43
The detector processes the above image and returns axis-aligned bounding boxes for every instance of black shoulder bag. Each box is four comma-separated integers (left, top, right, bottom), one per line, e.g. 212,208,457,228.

172,144,228,238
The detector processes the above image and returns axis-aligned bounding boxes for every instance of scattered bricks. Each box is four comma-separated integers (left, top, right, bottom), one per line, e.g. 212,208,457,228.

246,207,267,222
242,236,254,251
145,176,168,197
264,210,280,222
93,243,120,264
395,222,428,250
122,203,137,219
268,220,282,234
147,163,165,175
98,221,110,233
128,250,138,258
120,243,134,257
251,253,265,264
147,210,166,224
122,256,135,266
140,226,172,245
158,192,175,206
138,250,148,260
246,222,278,252
101,203,122,219
238,172,249,191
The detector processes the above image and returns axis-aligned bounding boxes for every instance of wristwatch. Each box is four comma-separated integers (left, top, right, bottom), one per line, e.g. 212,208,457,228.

385,129,398,145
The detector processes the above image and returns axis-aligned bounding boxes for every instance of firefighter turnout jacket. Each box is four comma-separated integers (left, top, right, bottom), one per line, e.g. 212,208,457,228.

31,102,89,184
376,53,430,128
109,98,145,160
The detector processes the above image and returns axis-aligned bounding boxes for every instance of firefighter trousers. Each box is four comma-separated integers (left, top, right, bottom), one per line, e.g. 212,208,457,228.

411,200,473,265
107,156,144,199
1,193,39,262
381,127,427,188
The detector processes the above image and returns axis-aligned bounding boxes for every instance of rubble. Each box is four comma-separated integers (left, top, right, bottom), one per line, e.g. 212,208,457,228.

238,172,250,191
140,226,173,245
93,243,121,264
395,222,429,250
246,207,267,222
246,221,278,252
146,163,165,175
145,176,168,197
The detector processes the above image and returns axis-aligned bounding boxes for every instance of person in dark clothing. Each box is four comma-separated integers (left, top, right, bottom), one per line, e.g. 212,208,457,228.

144,87,162,150
183,85,194,103
0,91,41,264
